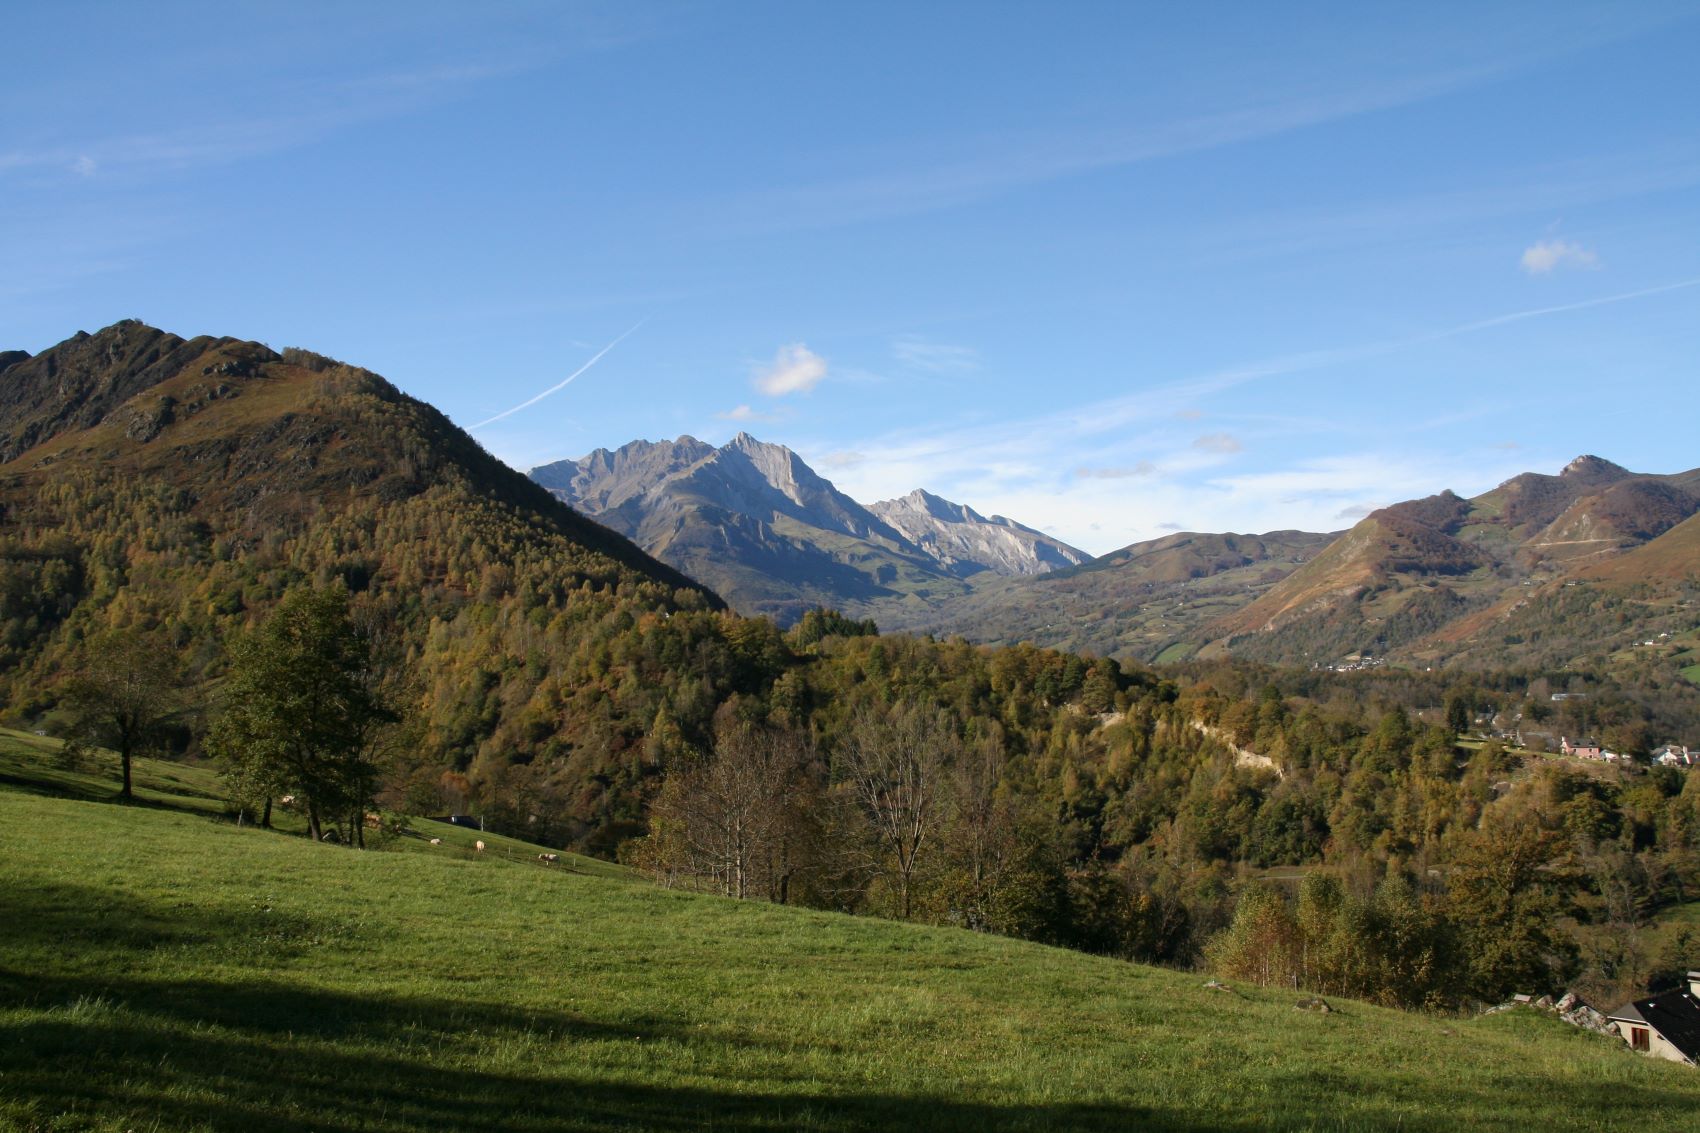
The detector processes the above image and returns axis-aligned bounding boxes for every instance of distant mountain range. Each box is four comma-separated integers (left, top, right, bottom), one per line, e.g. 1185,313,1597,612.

1203,455,1700,669
12,318,1682,687
532,440,1700,672
529,434,1089,624
876,528,1340,662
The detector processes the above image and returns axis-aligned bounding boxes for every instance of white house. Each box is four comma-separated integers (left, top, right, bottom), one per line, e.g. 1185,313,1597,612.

1608,973,1700,1065
1653,744,1694,768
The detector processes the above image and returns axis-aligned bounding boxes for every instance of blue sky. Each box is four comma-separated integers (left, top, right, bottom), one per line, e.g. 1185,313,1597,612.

4,1,1697,555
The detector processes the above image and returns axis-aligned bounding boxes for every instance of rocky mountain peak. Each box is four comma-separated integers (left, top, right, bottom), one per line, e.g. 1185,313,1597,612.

0,320,232,464
1561,454,1631,483
869,488,1089,578
708,432,848,516
529,435,715,510
888,487,993,526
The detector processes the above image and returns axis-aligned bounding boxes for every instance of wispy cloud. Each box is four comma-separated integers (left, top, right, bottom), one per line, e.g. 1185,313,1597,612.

754,344,827,396
470,321,644,430
1193,433,1243,455
1521,237,1600,275
801,277,1697,553
712,56,1543,235
0,33,602,186
1076,462,1157,480
1192,145,1700,265
892,337,978,373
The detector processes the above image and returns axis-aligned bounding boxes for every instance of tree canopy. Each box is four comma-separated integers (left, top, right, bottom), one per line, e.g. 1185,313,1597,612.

209,586,396,843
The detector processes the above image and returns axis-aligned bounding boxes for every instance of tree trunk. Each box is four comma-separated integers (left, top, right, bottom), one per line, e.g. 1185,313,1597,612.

262,797,273,829
119,738,134,800
307,804,322,843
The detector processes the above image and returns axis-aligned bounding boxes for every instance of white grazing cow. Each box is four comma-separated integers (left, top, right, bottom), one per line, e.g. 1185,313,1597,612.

429,838,442,845
475,840,485,853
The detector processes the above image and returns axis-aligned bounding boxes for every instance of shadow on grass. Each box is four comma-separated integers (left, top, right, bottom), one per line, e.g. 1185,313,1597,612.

0,884,1181,1132
1,1010,1170,1133
0,766,221,818
5,884,1697,1132
9,974,1698,1133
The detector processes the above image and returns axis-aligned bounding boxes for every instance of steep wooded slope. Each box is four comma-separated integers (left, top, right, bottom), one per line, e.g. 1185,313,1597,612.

0,320,737,849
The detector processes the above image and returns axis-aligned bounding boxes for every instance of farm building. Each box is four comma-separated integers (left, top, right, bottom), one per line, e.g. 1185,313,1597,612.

1608,974,1700,1066
1560,737,1611,760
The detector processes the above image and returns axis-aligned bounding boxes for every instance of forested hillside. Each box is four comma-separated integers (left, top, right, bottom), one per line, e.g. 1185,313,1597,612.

5,321,1700,1013
0,320,736,850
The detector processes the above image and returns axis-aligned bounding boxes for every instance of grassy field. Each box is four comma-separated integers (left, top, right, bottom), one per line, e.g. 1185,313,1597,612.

4,744,1700,1130
0,729,622,876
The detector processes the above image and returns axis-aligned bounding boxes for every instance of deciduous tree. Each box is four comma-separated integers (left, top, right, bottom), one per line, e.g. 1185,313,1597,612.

209,586,396,843
839,702,956,919
61,627,184,800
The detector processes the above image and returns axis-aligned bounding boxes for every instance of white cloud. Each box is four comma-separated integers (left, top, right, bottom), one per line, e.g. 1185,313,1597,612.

70,155,97,177
892,337,978,373
716,404,786,424
754,343,827,396
1521,238,1599,275
1193,432,1243,454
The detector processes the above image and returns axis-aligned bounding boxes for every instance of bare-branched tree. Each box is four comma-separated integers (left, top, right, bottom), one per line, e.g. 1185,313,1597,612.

838,701,957,919
647,724,819,901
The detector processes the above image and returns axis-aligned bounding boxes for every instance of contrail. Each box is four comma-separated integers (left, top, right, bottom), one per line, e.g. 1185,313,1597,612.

470,320,645,429
1422,276,1700,342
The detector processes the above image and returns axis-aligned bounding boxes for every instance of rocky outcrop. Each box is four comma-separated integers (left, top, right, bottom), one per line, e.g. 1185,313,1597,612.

0,320,238,463
1484,991,1614,1036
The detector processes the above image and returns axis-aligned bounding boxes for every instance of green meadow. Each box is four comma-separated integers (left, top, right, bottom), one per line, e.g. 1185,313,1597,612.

4,738,1700,1132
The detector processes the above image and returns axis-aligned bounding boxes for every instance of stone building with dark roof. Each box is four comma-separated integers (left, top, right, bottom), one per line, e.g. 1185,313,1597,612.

1608,973,1700,1065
